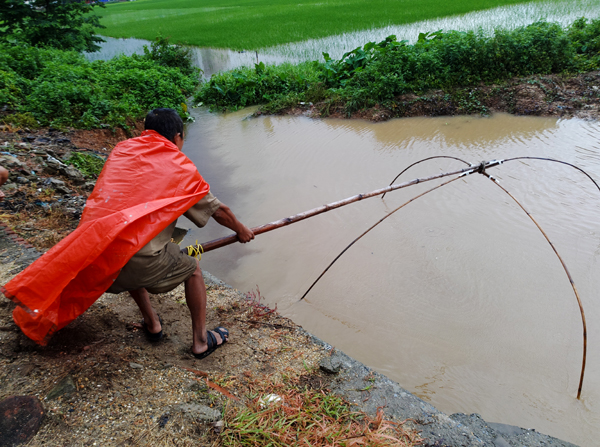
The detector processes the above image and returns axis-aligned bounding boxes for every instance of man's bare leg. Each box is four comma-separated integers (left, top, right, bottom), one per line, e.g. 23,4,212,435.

129,288,161,334
185,261,226,356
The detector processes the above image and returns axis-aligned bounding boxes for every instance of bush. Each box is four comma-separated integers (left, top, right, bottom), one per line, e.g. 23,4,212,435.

0,40,200,129
195,61,322,110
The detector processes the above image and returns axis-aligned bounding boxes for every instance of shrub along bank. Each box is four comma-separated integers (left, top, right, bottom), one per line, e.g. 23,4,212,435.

196,19,600,114
0,38,199,130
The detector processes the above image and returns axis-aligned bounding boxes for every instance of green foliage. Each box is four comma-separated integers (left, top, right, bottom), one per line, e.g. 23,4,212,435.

0,112,38,129
0,40,199,129
195,61,321,110
198,19,600,113
0,0,106,53
143,35,198,77
65,152,105,177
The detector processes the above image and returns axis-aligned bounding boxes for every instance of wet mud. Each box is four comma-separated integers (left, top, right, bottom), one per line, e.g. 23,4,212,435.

280,71,600,122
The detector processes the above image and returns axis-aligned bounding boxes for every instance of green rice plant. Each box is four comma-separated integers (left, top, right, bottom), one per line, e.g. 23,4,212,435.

96,0,546,50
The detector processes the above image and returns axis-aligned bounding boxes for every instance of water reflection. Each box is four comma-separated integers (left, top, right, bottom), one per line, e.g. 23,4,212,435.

85,37,291,79
181,110,600,446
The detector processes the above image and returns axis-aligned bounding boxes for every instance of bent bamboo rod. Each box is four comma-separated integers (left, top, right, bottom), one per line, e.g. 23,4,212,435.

196,161,503,253
484,174,588,399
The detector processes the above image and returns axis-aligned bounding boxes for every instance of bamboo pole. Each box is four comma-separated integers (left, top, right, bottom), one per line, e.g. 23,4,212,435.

484,173,588,400
195,162,494,253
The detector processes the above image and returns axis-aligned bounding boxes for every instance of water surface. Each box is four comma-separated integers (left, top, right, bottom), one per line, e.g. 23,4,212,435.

181,110,600,446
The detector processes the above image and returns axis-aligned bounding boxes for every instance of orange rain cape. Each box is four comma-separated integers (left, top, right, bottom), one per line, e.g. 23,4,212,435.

1,130,210,345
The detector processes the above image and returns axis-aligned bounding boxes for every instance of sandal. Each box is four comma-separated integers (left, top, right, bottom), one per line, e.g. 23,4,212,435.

192,327,228,359
142,315,163,342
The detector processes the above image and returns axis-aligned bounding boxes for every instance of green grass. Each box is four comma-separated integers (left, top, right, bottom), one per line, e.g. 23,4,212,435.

97,0,546,50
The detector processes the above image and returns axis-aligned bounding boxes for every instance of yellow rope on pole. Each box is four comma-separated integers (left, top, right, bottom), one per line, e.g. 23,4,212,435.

185,240,204,260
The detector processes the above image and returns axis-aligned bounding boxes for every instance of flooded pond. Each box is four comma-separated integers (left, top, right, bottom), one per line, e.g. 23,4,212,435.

181,109,600,446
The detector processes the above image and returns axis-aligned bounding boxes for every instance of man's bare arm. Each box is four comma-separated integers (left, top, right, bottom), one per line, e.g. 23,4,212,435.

212,204,254,243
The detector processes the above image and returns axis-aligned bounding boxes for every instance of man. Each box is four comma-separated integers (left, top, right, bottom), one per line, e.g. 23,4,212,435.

2,109,253,358
105,108,254,358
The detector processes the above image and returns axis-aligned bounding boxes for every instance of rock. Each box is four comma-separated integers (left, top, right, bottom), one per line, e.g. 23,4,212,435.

83,181,96,192
56,138,71,145
15,177,29,184
171,403,221,423
46,178,72,195
187,381,207,392
62,165,85,184
61,151,72,162
0,396,45,446
46,376,76,401
319,352,344,374
34,137,51,144
2,183,17,190
0,155,26,170
129,362,143,369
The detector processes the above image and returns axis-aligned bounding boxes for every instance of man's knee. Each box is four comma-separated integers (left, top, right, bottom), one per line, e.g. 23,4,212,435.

0,166,8,186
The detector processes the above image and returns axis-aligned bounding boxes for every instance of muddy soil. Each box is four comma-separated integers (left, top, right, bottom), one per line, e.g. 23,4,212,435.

281,71,600,122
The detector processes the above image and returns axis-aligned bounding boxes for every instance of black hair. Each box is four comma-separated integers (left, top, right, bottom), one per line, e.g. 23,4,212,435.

144,108,184,143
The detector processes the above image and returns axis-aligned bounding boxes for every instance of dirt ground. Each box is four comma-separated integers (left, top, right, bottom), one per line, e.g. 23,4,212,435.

0,252,330,446
0,128,336,446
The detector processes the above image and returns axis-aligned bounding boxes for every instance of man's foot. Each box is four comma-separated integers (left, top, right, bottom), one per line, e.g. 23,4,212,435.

142,315,163,342
192,327,229,359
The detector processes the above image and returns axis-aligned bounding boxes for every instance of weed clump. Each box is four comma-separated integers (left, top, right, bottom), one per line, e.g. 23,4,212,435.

222,375,422,446
65,152,105,177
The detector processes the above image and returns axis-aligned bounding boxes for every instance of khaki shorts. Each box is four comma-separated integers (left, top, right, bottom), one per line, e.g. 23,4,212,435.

107,242,197,294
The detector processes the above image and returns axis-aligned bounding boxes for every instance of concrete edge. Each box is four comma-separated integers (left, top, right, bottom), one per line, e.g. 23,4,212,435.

203,270,578,447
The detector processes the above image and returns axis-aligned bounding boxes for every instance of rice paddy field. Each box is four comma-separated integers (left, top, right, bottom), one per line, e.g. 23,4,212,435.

97,0,548,50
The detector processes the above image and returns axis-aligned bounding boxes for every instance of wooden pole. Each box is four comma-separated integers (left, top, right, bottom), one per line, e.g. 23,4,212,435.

195,163,484,253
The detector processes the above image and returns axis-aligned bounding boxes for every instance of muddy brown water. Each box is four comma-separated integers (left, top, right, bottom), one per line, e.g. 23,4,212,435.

181,109,600,446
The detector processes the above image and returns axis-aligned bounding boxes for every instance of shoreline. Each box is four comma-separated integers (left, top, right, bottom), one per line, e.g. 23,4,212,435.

269,71,600,122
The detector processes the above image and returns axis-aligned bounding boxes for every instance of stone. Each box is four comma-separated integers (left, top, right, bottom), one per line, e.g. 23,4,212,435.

0,396,45,447
171,403,221,423
83,181,96,192
129,362,143,369
319,352,344,374
15,177,29,184
46,376,76,401
62,165,85,184
0,155,26,170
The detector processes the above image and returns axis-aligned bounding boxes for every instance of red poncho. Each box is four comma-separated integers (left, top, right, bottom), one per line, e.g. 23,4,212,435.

1,130,210,345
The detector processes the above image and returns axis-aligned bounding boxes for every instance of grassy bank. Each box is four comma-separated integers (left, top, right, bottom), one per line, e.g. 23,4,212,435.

0,38,198,130
196,19,600,115
97,0,545,50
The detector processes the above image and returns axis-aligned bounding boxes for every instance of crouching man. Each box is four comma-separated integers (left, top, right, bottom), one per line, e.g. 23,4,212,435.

2,108,253,356
105,108,254,358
